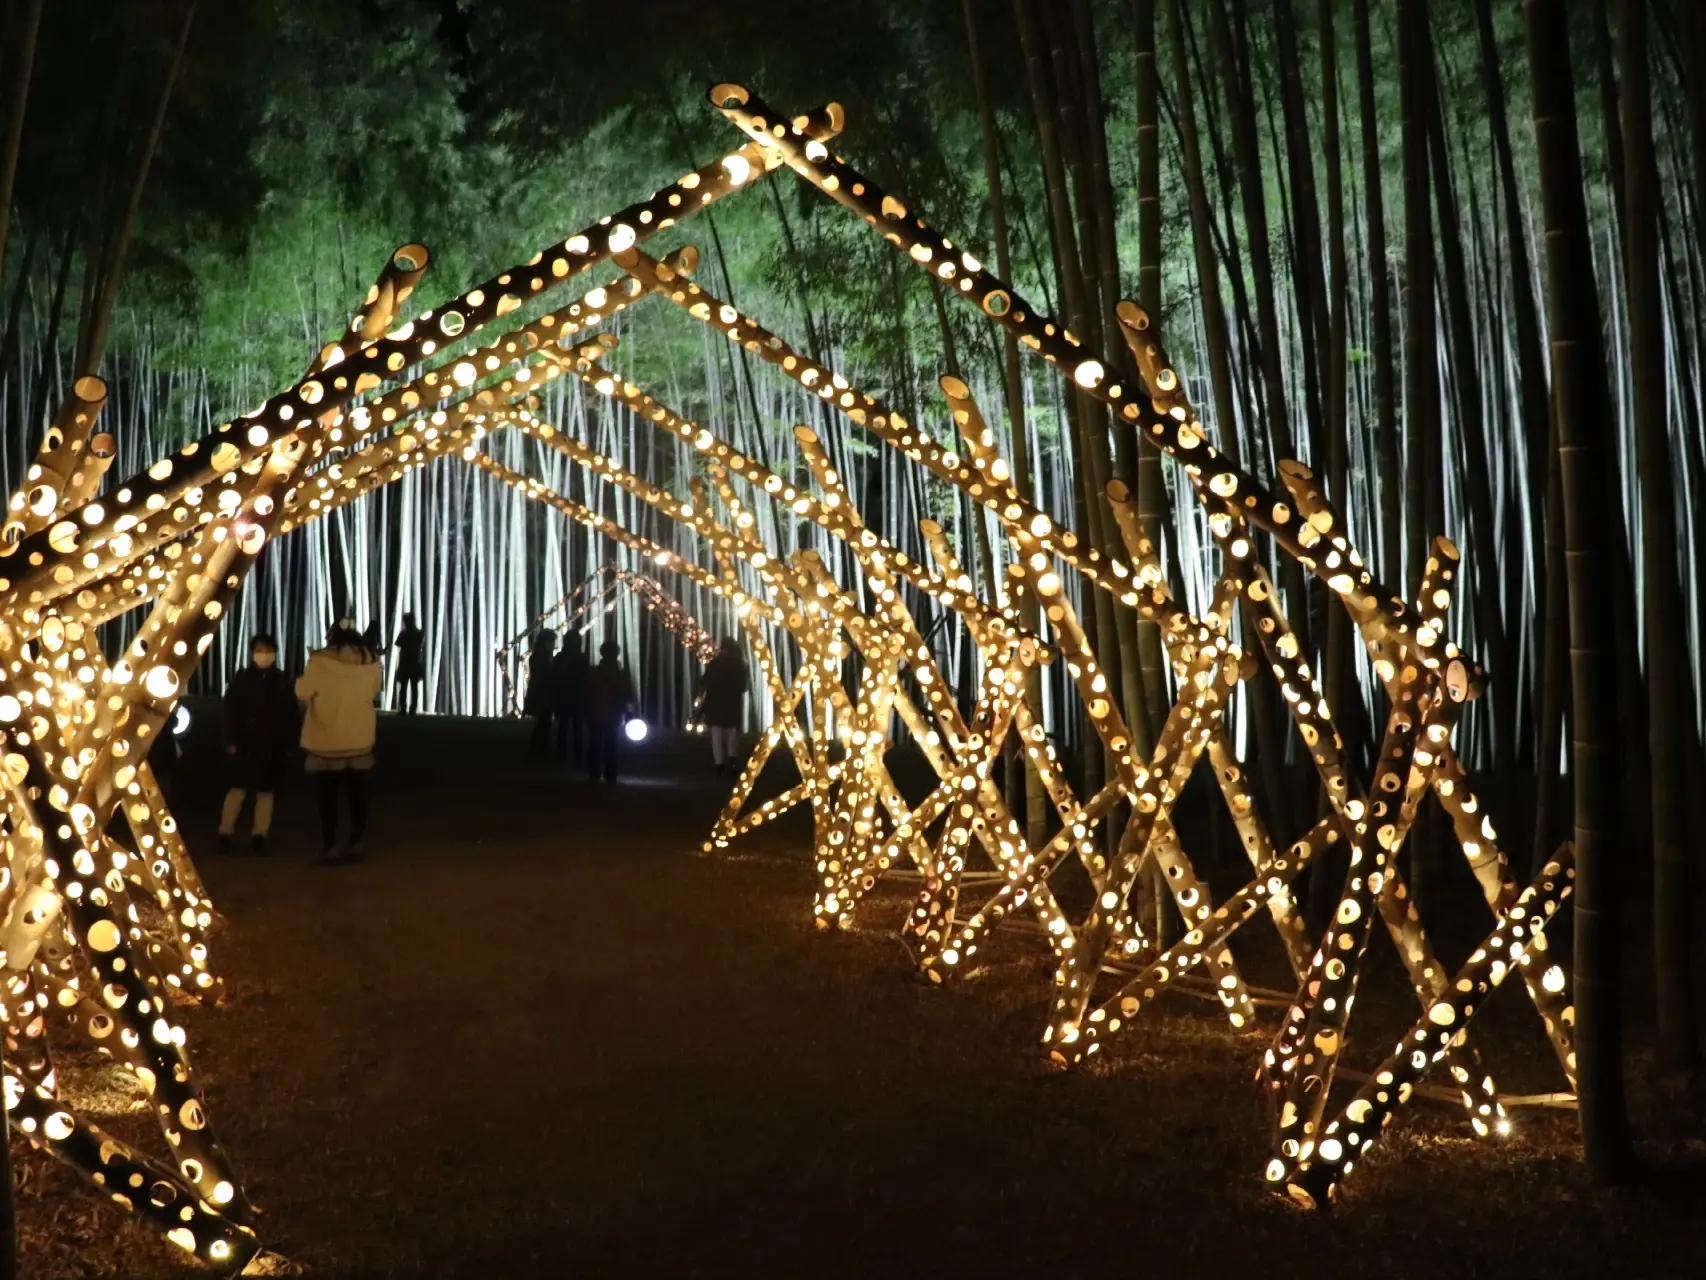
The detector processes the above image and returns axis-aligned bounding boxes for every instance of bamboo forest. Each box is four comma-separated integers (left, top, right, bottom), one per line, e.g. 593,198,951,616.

0,0,1703,1276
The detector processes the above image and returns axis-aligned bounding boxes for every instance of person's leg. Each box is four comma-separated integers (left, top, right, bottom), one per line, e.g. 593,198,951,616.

554,709,568,761
586,722,603,780
528,713,550,758
317,771,341,852
253,791,275,837
604,723,619,782
570,715,584,766
219,788,246,836
218,787,244,853
346,770,369,850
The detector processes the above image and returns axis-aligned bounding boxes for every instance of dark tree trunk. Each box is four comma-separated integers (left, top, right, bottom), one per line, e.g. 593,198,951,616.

1524,0,1634,1182
1619,0,1700,1075
0,0,44,282
1353,0,1401,593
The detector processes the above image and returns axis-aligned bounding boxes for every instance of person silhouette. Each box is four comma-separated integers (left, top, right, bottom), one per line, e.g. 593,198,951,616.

584,639,636,783
393,612,426,714
551,631,590,765
698,636,750,776
218,632,298,854
524,629,558,759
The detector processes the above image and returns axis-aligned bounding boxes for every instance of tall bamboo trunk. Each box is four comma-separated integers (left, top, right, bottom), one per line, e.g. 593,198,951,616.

1531,405,1570,878
1352,0,1400,595
1167,0,1239,458
1209,0,1306,844
1396,0,1440,903
1619,0,1700,1075
76,0,198,378
1524,0,1634,1181
1131,0,1169,749
1015,0,1122,804
1167,0,1287,855
964,0,1049,854
1316,0,1358,803
0,0,44,283
1271,0,1330,469
1585,0,1656,879
1422,19,1515,808
1065,0,1153,761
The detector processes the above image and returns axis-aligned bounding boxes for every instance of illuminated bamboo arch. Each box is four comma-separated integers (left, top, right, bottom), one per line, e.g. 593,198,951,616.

0,79,1585,1273
0,107,851,1271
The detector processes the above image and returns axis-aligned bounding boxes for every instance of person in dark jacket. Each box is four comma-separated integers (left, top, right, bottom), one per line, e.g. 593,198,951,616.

584,639,636,782
218,633,299,854
551,631,590,765
524,630,558,759
698,637,750,775
393,613,426,714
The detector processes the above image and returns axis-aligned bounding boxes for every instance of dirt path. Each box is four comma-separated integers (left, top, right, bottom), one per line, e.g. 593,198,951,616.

14,713,1706,1278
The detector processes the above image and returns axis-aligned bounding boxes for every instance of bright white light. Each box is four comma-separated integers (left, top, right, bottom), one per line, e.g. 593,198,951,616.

721,153,752,186
624,718,649,743
169,704,192,738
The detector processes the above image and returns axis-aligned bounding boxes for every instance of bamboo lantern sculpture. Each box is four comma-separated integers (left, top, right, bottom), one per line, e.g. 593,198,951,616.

0,80,1583,1270
0,105,853,1270
704,80,1577,1205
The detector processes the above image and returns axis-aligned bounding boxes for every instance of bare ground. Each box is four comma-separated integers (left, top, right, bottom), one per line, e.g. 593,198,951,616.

13,712,1706,1278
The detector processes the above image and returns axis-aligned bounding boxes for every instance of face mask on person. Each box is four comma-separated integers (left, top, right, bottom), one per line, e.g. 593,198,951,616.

253,651,277,669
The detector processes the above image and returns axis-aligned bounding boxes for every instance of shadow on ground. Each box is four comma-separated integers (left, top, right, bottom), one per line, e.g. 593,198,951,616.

12,712,1706,1278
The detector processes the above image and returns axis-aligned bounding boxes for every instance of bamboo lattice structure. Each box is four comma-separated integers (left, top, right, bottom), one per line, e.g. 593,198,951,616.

0,82,1580,1270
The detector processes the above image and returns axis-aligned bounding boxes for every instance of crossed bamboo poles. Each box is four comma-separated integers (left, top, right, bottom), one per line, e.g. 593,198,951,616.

0,79,1584,1272
702,80,1578,1205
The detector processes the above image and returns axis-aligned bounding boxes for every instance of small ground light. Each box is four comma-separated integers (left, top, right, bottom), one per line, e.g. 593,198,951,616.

624,718,649,743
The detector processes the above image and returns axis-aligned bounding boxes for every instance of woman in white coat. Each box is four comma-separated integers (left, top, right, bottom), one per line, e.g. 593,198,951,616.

297,619,382,864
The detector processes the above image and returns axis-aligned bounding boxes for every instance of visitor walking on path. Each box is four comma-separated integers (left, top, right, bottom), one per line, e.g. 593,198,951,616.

524,630,558,759
698,637,750,776
393,613,426,714
298,619,382,865
585,639,636,783
552,631,590,765
218,632,298,854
